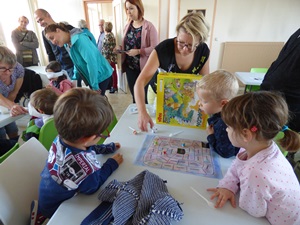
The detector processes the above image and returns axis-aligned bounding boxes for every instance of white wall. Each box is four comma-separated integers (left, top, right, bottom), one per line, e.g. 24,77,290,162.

1,0,299,70
209,0,300,71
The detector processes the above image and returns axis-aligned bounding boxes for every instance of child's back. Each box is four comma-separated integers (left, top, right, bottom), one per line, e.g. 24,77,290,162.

32,88,123,224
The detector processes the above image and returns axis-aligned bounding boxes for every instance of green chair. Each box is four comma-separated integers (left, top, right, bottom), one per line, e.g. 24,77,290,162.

38,118,58,150
245,68,268,92
97,113,118,145
0,142,20,163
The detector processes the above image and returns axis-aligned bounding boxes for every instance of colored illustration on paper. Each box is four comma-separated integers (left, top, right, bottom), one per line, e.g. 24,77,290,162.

135,135,222,179
156,73,208,129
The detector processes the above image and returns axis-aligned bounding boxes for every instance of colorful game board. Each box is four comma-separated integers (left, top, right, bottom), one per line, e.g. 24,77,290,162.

135,135,222,179
156,72,208,129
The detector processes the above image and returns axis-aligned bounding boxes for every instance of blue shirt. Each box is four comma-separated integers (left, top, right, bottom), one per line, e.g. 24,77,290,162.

207,112,239,158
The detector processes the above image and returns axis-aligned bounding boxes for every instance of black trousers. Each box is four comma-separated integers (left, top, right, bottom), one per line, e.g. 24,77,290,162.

125,67,148,104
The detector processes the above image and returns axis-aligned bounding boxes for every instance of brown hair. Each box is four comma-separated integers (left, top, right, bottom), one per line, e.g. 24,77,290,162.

44,22,69,34
176,11,210,45
196,70,239,101
54,88,114,143
125,0,144,20
222,91,300,151
30,89,58,115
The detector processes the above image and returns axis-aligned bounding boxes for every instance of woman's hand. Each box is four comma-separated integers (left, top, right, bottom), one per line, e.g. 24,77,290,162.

126,49,140,57
10,104,28,116
207,187,236,208
138,111,154,132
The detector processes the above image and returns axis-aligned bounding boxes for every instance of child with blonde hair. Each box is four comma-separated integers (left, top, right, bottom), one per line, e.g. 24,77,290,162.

196,70,239,158
208,91,300,225
45,61,73,95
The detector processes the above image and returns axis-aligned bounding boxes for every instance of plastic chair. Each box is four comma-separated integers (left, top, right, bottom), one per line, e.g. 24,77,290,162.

0,143,20,164
38,118,58,150
245,68,268,92
97,113,118,145
0,138,48,225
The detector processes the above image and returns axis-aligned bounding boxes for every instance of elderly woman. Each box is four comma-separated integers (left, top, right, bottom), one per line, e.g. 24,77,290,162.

0,46,28,140
11,16,39,67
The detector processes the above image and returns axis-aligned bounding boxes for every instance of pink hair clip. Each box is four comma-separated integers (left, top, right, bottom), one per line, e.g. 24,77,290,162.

250,126,258,132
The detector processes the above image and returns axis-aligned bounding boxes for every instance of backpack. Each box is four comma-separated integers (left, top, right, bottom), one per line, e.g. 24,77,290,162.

15,68,43,106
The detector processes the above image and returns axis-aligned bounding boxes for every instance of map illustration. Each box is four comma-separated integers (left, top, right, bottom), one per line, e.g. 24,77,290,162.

135,135,222,179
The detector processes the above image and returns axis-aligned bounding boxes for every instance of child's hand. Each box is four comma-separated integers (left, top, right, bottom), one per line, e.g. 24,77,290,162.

206,124,214,135
115,142,121,150
207,188,236,208
111,153,123,165
46,84,52,89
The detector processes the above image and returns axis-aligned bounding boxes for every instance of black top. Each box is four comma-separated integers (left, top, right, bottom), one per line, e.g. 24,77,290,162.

207,112,239,158
155,38,210,74
260,28,300,132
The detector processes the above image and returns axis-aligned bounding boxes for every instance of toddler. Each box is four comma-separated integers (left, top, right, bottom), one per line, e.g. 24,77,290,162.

208,91,300,225
196,70,240,158
30,88,123,224
23,88,58,141
45,61,73,95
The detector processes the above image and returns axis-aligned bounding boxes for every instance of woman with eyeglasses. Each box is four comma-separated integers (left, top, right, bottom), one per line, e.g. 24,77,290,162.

134,11,210,131
0,46,28,142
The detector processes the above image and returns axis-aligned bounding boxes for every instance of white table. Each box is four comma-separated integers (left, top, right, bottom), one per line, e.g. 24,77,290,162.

26,66,49,87
47,104,269,225
0,113,25,127
235,72,265,93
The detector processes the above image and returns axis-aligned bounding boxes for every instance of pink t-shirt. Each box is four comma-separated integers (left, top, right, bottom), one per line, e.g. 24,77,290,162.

218,142,300,225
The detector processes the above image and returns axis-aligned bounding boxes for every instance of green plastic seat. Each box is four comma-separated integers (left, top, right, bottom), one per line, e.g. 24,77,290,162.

97,113,118,145
38,118,58,150
245,68,268,92
0,142,20,163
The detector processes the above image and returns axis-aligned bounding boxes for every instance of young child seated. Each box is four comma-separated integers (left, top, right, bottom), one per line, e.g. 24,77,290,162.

207,91,300,225
196,70,240,158
23,88,58,141
45,61,73,95
31,88,123,224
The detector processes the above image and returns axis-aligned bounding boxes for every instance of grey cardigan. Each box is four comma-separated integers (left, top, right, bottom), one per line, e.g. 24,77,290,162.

11,28,39,66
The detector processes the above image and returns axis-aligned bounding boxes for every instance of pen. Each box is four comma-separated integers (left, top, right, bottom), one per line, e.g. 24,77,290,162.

129,126,139,135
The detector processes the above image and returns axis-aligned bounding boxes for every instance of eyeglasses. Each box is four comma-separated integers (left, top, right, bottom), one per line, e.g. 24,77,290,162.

0,67,15,73
97,129,110,139
176,40,199,51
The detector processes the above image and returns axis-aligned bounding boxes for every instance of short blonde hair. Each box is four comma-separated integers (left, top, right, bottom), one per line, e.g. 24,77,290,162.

176,11,210,45
196,70,239,101
0,46,17,66
104,22,113,32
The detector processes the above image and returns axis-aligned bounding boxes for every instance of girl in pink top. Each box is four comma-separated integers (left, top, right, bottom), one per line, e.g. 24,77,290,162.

208,91,300,225
45,61,73,95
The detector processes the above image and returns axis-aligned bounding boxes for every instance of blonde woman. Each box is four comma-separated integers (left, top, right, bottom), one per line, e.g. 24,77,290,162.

134,11,210,131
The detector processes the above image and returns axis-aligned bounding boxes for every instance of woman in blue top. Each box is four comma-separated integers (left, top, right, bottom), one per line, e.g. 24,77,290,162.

44,23,112,95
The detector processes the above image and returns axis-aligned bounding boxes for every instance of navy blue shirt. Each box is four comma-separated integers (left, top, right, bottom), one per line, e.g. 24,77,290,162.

207,112,239,158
